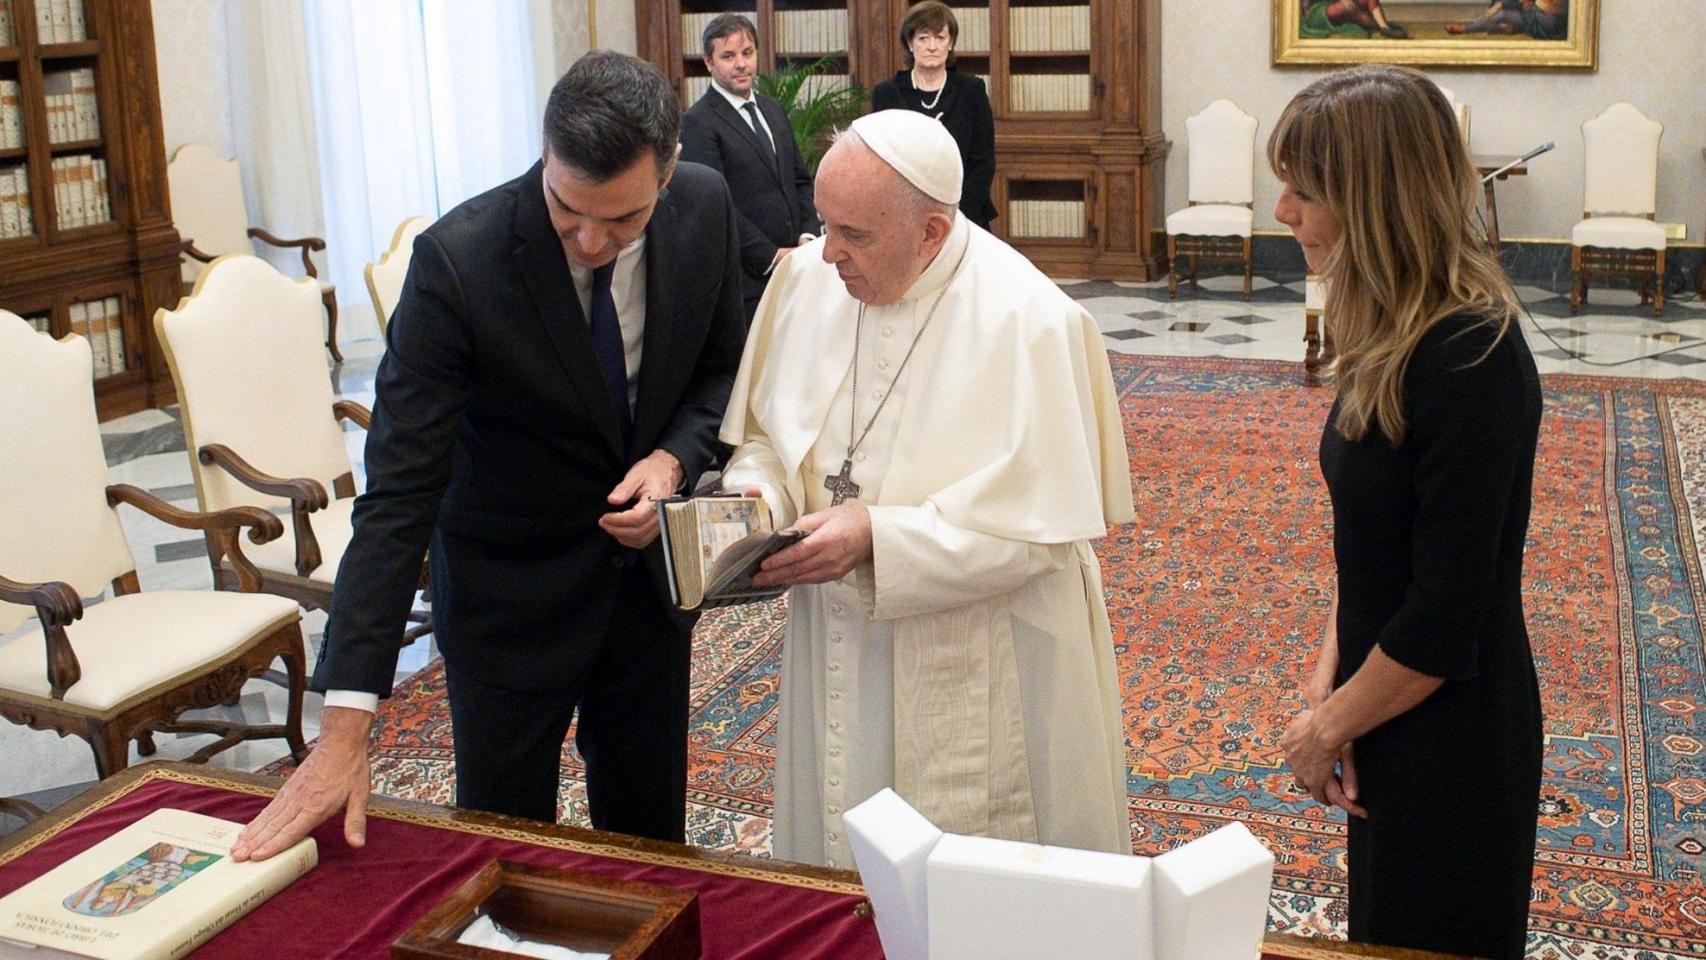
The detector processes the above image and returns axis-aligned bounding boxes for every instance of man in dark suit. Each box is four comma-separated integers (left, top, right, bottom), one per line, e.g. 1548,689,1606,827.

232,51,745,860
679,13,820,324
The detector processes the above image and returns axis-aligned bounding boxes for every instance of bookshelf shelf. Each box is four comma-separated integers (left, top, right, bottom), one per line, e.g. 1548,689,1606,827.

0,0,180,420
36,41,97,58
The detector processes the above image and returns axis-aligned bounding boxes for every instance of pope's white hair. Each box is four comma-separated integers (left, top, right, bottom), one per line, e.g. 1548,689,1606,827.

827,127,956,222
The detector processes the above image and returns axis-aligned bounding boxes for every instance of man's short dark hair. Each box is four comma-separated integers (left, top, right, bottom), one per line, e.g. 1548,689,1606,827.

702,12,757,57
543,50,680,183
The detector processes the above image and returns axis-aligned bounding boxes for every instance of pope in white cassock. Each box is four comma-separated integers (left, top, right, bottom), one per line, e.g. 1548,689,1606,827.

720,110,1135,868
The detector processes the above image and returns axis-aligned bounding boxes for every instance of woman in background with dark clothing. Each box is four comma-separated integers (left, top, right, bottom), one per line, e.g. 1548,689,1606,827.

870,1,996,229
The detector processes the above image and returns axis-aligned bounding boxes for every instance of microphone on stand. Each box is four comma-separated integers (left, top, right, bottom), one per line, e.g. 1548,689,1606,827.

1481,141,1554,183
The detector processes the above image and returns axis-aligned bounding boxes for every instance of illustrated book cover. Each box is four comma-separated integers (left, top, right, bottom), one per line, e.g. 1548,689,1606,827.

0,807,317,960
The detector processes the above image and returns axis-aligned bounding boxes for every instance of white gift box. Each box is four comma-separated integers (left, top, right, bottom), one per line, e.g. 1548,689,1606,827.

926,833,1154,960
1151,822,1275,960
845,788,943,960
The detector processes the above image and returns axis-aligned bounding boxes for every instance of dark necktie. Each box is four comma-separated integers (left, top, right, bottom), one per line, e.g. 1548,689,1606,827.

588,261,631,449
741,102,779,176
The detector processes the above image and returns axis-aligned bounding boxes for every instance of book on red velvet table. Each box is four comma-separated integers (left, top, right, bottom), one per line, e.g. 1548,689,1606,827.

0,807,316,960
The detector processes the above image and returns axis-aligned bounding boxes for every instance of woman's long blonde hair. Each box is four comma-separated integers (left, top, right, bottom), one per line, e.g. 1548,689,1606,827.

1267,64,1520,444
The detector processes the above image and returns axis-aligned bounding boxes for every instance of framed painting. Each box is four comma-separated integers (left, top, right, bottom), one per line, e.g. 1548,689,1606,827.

1272,0,1599,69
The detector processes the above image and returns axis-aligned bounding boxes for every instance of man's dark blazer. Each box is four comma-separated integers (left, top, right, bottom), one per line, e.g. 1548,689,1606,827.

310,159,745,699
678,89,819,307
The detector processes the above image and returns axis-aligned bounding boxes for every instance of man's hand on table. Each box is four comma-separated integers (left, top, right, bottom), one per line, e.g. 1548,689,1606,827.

232,706,374,861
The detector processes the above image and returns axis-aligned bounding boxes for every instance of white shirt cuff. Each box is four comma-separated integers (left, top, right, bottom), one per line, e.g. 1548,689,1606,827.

797,232,816,244
324,690,379,713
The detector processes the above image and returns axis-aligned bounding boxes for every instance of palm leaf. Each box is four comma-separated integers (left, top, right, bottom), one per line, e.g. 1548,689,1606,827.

754,56,869,173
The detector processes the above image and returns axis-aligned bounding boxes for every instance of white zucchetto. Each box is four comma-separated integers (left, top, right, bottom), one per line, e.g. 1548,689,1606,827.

847,109,963,206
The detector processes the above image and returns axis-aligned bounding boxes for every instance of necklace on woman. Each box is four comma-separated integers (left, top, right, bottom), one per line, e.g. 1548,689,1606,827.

911,68,946,111
823,242,970,507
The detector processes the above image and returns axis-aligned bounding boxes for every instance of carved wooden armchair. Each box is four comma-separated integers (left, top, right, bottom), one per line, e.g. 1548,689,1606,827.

1167,99,1259,300
167,143,344,362
154,255,430,642
365,215,432,336
0,313,307,781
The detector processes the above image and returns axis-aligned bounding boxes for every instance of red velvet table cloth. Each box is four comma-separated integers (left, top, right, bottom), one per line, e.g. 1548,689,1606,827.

0,767,1414,960
0,770,876,959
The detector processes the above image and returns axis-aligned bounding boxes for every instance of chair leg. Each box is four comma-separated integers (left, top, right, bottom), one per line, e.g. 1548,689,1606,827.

1167,236,1178,299
136,731,157,756
1189,254,1199,288
281,631,308,764
1303,311,1322,387
1242,238,1253,299
1569,246,1584,313
321,289,343,364
91,724,131,779
1654,249,1666,317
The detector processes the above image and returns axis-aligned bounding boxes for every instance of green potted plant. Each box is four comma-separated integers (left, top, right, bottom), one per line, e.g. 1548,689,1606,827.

754,56,868,173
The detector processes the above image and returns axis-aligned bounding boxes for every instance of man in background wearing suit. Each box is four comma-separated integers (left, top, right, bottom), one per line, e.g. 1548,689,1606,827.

232,51,745,861
680,13,820,325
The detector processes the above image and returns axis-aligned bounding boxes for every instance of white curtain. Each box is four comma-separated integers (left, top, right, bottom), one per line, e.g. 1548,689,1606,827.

225,2,326,282
302,0,542,344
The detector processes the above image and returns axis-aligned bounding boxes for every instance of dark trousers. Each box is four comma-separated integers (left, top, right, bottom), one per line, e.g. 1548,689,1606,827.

444,564,690,843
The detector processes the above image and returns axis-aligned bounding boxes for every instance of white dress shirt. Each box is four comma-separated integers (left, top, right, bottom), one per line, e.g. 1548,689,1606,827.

712,80,777,151
326,237,649,715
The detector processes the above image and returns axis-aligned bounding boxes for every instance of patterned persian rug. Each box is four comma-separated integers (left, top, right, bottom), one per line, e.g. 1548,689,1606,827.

270,355,1706,959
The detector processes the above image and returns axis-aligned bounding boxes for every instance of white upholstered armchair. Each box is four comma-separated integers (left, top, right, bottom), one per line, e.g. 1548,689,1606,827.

1572,103,1666,317
364,215,432,335
0,312,307,780
167,143,344,361
1167,99,1259,299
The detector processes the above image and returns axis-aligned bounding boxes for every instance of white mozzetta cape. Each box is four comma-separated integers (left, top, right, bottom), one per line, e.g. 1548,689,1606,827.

720,216,1135,858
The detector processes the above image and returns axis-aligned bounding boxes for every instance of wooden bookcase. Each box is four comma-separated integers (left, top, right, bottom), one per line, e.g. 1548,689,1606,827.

0,0,181,421
636,0,1167,281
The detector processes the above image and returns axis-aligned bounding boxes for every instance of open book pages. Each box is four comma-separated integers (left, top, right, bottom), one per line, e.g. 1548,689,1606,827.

0,808,317,960
656,495,802,610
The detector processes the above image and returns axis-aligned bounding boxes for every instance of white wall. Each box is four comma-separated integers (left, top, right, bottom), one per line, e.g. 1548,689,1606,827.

151,0,232,159
1163,0,1706,243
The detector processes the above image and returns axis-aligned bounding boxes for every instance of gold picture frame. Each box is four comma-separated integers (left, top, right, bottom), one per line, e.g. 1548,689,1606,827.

1272,1,1599,70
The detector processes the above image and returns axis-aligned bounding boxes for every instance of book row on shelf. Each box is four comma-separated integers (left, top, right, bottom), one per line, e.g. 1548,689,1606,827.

30,0,89,44
1009,73,1090,112
0,165,33,237
22,310,51,333
947,7,989,53
69,295,126,377
677,9,849,57
0,80,22,148
50,152,110,228
1009,4,1091,53
1007,198,1087,239
42,67,99,143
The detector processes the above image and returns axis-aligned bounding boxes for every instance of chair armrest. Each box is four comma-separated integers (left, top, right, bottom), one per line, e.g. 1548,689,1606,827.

333,400,372,431
0,574,83,699
109,483,285,592
181,239,217,264
247,227,326,278
198,445,327,577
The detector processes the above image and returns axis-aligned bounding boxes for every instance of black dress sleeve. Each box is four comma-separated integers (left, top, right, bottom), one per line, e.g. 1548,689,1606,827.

1373,319,1536,680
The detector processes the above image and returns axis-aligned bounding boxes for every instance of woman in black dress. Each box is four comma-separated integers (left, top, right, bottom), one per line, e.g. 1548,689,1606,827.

870,1,996,229
1273,65,1543,959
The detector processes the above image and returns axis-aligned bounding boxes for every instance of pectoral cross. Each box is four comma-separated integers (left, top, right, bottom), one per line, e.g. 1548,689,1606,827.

824,458,861,506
